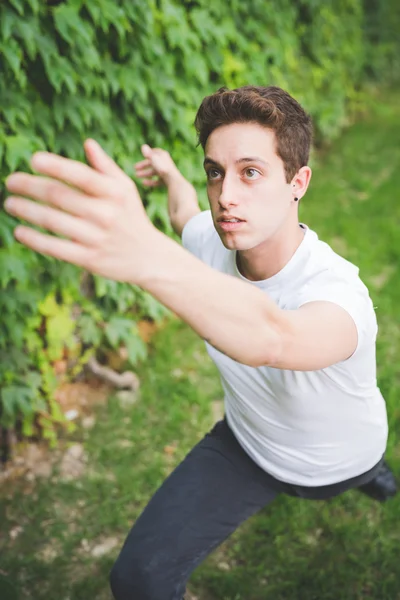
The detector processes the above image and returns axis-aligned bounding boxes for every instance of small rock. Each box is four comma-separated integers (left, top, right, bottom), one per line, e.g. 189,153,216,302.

69,444,85,459
39,543,59,563
81,415,96,429
65,409,79,421
304,528,323,546
9,526,23,540
117,440,134,448
80,538,90,552
91,537,119,557
116,390,139,407
59,444,86,480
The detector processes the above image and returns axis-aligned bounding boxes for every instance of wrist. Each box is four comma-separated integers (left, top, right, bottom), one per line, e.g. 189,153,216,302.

130,228,170,289
162,165,185,186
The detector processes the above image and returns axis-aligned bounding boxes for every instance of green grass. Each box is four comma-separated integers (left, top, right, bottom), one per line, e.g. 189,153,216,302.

1,89,400,600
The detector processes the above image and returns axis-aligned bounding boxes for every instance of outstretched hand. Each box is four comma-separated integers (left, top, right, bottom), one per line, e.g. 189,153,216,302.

4,139,159,284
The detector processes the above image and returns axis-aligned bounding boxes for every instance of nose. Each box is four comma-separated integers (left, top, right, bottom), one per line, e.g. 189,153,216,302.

218,175,238,210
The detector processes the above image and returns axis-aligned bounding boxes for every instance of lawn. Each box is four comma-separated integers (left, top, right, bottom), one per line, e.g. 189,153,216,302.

1,89,399,600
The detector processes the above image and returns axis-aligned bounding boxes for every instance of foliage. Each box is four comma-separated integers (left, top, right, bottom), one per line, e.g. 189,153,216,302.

363,0,400,83
0,0,398,440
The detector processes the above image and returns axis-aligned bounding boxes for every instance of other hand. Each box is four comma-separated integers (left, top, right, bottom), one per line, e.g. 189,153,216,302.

134,144,181,188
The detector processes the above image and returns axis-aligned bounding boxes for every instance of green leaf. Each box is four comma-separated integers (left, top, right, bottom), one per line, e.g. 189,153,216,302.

85,0,132,36
53,4,92,46
45,55,78,94
5,134,35,171
2,90,33,130
0,213,16,248
138,291,170,321
46,306,76,361
16,18,41,60
25,371,42,391
25,0,40,15
0,38,23,77
8,0,25,16
1,385,35,424
78,314,102,345
104,316,136,348
22,415,35,437
0,7,17,41
125,334,147,365
0,250,29,286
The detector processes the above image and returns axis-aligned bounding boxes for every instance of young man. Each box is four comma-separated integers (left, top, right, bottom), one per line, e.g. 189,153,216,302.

4,86,396,599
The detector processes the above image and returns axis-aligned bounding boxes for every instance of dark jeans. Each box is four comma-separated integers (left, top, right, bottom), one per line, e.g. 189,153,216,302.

109,418,384,600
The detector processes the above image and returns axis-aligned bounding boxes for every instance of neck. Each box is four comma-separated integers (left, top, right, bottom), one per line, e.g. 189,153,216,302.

236,219,305,281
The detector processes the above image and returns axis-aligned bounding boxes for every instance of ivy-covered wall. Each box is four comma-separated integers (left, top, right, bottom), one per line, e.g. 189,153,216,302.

0,0,399,441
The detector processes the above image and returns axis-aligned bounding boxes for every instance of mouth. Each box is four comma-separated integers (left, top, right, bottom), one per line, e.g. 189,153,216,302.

217,217,245,232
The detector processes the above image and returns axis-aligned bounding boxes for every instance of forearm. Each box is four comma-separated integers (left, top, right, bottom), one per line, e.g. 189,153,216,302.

137,231,283,366
165,171,201,235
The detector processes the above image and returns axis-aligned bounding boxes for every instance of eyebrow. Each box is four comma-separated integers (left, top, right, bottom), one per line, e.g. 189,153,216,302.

203,156,269,168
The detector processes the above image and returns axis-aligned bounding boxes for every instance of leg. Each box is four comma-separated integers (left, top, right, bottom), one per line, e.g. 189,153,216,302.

109,419,281,600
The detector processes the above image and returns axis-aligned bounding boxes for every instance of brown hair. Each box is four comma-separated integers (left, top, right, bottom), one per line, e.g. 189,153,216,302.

194,85,313,182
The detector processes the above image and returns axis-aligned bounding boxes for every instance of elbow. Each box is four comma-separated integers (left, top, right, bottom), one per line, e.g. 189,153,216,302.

246,329,283,368
250,350,280,369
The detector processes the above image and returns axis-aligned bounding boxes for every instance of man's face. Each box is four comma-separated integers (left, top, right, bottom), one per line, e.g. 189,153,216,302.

204,122,294,251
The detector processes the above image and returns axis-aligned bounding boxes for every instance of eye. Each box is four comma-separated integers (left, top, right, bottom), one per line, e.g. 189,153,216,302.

244,168,261,180
206,168,221,181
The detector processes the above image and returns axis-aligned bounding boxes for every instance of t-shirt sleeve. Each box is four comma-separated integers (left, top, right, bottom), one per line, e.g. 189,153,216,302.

181,210,213,259
297,278,378,355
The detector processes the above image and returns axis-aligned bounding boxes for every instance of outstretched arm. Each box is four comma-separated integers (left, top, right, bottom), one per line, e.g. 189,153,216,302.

134,145,200,237
4,140,357,370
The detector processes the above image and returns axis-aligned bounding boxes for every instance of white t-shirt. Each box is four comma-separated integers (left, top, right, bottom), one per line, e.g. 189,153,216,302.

182,210,388,486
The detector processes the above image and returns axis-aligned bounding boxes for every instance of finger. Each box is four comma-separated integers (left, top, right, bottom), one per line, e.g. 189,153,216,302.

4,196,101,246
150,148,167,156
5,173,112,227
134,158,151,170
25,150,115,198
135,167,157,178
13,225,91,268
84,139,128,180
141,144,152,158
142,178,163,187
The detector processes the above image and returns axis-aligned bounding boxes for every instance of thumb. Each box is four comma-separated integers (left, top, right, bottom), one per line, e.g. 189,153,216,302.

141,144,152,159
84,139,126,178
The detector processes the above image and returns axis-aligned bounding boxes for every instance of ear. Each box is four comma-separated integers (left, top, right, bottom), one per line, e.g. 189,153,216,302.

291,166,312,201
84,139,126,178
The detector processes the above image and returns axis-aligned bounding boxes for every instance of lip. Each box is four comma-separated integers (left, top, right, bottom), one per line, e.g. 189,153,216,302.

218,220,245,232
217,215,244,222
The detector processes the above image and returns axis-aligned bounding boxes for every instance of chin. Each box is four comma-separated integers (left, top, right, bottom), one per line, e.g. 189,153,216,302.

217,231,237,247
219,234,251,252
